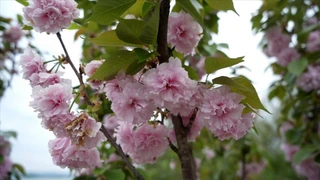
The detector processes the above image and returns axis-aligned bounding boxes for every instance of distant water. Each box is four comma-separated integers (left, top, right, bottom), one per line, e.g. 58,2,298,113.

23,178,71,180
22,173,72,180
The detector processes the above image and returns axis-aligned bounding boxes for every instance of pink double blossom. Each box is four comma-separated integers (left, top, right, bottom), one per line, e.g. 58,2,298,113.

103,114,120,133
168,11,203,55
49,137,101,169
2,25,24,43
265,27,291,57
41,113,76,137
65,113,105,149
115,122,169,164
84,60,105,90
111,82,155,124
104,71,135,101
275,47,300,67
199,86,254,140
306,31,320,52
280,143,299,162
23,0,79,33
30,82,73,118
20,48,46,83
294,157,320,180
0,157,12,179
297,65,320,92
143,57,198,116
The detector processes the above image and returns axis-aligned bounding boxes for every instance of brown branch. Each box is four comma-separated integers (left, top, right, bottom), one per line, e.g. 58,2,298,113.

56,32,144,180
172,115,197,180
157,0,170,64
56,32,93,106
156,0,196,179
167,137,178,153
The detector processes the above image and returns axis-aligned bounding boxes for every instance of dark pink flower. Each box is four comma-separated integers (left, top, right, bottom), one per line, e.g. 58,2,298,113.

306,31,320,52
297,65,320,92
275,47,300,67
265,27,291,57
294,157,320,180
23,0,79,33
280,143,299,162
0,157,12,179
168,11,202,55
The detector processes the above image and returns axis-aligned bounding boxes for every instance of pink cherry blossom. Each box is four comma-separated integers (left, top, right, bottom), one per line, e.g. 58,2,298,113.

168,10,203,55
23,0,80,33
294,157,320,180
49,137,101,169
265,27,291,56
111,82,155,124
29,72,61,87
279,121,293,137
296,65,320,92
41,113,76,137
306,31,320,52
104,71,135,101
20,48,46,81
106,153,121,163
30,82,73,118
237,161,265,178
115,123,169,164
202,147,215,160
280,143,299,162
65,113,105,149
0,157,12,179
142,57,198,116
275,47,301,67
103,114,120,132
198,86,254,140
0,136,10,156
84,60,105,90
2,25,24,43
130,123,169,164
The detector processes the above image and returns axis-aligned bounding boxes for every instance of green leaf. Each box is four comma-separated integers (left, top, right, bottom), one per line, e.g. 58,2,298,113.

212,76,269,113
142,1,153,17
104,169,126,180
13,163,26,176
287,58,308,75
89,50,138,81
126,61,146,75
293,145,318,164
205,0,238,15
183,65,199,80
205,56,244,74
68,22,82,30
268,85,286,100
122,0,145,17
252,123,259,135
90,31,141,47
134,48,154,63
88,0,136,25
140,2,160,44
22,25,33,30
116,19,145,44
2,131,17,139
16,0,29,6
176,0,204,27
0,155,3,163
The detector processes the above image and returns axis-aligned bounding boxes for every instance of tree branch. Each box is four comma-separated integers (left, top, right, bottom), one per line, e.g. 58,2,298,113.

56,32,144,180
156,0,197,179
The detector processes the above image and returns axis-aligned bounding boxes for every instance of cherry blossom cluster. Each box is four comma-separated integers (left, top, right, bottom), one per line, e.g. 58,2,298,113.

85,57,255,164
23,0,79,33
0,135,12,179
20,48,104,170
264,27,300,67
280,122,320,179
2,25,24,43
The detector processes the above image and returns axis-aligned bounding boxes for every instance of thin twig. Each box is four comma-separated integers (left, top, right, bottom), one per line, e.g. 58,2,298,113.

167,137,178,153
56,32,144,180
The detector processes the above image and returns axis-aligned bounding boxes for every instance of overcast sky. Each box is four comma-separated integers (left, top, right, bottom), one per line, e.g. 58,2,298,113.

0,0,275,176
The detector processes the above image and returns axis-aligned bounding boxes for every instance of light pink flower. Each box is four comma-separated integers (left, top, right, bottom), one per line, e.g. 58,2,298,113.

275,47,300,67
306,31,320,52
280,143,299,162
142,57,198,115
65,113,105,149
297,65,320,92
30,82,73,118
111,82,155,124
199,86,254,140
2,25,24,43
103,114,120,132
104,71,135,101
0,136,10,156
115,123,169,164
0,157,12,179
106,153,121,163
202,147,215,160
237,161,265,178
41,113,76,137
49,137,101,169
85,60,105,90
279,121,293,137
168,11,202,55
29,72,61,87
23,0,79,33
294,157,320,180
20,48,46,81
265,27,291,56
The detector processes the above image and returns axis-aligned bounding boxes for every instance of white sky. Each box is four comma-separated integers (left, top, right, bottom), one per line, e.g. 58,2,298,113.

0,0,276,176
